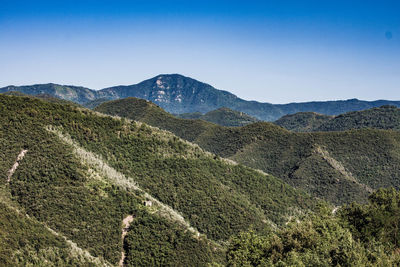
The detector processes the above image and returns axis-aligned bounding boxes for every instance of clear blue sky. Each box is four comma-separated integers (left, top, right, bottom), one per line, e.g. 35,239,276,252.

1,0,399,103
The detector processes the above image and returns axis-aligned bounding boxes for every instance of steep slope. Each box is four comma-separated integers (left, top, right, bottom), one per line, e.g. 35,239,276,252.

99,75,400,120
96,97,400,205
274,112,333,132
177,107,259,127
218,126,400,205
0,187,110,266
2,74,400,121
98,74,251,115
0,94,314,265
95,97,221,143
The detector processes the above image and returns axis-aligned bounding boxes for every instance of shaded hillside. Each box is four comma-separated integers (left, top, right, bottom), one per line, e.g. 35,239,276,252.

177,107,259,127
316,105,400,131
276,105,400,132
2,74,400,121
84,97,112,109
274,112,333,132
95,97,221,143
96,97,400,205
0,94,314,265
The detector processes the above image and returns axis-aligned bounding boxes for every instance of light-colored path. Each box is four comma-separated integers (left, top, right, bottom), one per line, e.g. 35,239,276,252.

47,125,200,236
314,146,373,193
7,149,28,183
119,215,134,267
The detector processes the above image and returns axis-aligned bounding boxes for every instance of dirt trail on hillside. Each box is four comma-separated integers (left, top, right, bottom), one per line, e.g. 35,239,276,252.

0,196,112,266
47,126,200,236
314,146,373,193
119,215,134,267
7,149,28,183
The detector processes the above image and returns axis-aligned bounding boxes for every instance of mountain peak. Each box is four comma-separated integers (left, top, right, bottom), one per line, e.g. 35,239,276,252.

2,76,400,121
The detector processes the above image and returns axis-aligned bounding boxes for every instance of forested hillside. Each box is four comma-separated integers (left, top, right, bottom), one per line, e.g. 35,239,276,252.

274,112,333,132
275,105,400,132
96,97,400,205
227,188,400,266
0,94,314,265
317,105,400,131
177,107,259,127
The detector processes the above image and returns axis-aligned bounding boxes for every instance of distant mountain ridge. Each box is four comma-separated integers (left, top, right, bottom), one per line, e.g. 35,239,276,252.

1,83,96,104
275,105,400,132
2,74,400,121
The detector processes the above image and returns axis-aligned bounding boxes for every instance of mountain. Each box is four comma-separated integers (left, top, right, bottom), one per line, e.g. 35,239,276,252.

96,97,400,205
2,91,82,107
2,74,400,121
177,107,259,127
0,83,96,104
274,112,333,132
0,94,316,265
316,105,400,132
276,105,400,132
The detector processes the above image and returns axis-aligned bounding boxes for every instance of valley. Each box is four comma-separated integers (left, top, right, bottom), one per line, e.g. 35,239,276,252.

0,94,315,265
96,97,400,205
3,1,400,265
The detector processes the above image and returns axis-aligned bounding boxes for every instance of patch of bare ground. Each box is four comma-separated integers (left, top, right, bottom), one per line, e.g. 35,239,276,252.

6,149,28,183
314,146,373,193
119,215,134,267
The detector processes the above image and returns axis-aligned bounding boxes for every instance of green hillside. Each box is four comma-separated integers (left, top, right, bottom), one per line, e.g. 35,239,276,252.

274,112,333,132
276,105,400,132
227,188,400,266
316,105,400,131
96,97,400,205
0,94,315,265
95,97,222,143
177,107,259,127
2,91,81,107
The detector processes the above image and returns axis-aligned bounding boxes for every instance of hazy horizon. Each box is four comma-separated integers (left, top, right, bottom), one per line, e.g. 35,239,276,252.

1,0,399,103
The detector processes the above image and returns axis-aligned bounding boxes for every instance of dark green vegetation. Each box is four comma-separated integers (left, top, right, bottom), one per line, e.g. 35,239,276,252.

2,74,400,120
274,112,333,132
95,97,222,143
177,107,259,127
0,94,315,265
2,93,400,266
2,91,81,107
0,191,92,266
124,214,224,266
276,105,400,132
317,105,400,132
201,125,400,205
227,188,400,266
97,97,400,205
